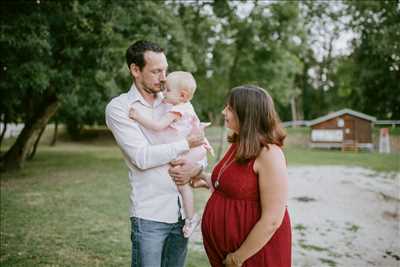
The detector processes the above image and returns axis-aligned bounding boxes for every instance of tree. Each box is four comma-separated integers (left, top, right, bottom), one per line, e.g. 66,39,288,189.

344,0,400,119
0,1,122,170
205,1,305,156
300,0,400,120
196,1,304,121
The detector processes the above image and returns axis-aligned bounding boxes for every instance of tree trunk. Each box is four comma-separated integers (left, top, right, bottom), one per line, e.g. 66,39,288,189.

0,113,8,154
50,119,58,146
290,96,298,128
207,112,214,124
27,124,46,160
1,95,59,171
215,115,227,160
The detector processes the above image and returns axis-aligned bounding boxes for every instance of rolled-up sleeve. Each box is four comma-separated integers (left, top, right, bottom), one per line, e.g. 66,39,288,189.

105,99,189,170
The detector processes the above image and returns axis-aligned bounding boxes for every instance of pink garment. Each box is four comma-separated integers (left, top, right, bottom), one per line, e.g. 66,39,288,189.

169,103,199,137
142,102,213,161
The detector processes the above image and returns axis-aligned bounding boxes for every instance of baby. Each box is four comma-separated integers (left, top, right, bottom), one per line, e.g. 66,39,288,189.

129,71,213,238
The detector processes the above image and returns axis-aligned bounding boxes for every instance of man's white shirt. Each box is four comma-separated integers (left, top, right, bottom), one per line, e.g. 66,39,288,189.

105,84,191,223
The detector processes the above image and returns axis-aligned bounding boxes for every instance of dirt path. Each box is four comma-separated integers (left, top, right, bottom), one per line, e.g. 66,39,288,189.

289,166,399,267
190,166,400,267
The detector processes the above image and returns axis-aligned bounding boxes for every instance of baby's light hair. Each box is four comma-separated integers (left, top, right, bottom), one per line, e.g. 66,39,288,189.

166,71,197,100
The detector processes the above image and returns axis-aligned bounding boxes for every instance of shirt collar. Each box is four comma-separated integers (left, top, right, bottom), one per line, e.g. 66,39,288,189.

127,83,164,107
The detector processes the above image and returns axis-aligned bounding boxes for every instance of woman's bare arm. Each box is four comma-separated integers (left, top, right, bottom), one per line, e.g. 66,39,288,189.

224,145,288,266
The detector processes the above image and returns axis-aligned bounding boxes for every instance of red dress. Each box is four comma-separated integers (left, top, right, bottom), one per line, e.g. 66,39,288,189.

201,144,292,267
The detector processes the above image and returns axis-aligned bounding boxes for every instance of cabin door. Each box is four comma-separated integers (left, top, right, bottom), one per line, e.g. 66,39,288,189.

344,120,355,141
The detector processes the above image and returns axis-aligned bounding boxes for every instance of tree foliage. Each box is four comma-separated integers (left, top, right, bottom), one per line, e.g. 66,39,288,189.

0,0,122,169
1,0,398,170
343,0,400,119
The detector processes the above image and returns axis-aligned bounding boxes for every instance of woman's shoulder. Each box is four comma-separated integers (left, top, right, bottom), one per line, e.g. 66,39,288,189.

260,144,283,157
254,144,285,169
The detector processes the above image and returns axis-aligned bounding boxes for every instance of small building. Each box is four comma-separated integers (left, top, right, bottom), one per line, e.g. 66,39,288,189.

308,109,376,151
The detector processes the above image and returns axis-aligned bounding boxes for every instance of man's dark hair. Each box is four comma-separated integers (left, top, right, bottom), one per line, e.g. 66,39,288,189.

126,40,164,70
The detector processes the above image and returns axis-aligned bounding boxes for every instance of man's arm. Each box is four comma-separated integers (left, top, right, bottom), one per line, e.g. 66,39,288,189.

106,100,189,170
129,107,180,131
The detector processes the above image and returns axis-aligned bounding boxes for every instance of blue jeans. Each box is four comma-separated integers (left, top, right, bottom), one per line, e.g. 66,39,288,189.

130,217,188,267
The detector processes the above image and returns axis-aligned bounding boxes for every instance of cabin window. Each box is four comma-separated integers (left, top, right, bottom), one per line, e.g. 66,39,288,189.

337,118,344,127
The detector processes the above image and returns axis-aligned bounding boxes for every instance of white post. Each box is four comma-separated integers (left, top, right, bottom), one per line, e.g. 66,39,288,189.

379,128,390,154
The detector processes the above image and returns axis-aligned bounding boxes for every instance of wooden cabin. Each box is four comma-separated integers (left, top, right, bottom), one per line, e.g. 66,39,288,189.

308,109,376,151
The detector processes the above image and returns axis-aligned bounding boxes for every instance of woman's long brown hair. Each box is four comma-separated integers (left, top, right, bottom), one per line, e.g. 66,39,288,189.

226,85,286,163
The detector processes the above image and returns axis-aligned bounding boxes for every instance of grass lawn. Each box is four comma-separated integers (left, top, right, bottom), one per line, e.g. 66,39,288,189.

282,127,399,173
284,147,399,173
1,126,398,266
0,143,211,267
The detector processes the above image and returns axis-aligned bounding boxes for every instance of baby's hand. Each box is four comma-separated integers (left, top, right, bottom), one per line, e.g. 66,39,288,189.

129,107,138,120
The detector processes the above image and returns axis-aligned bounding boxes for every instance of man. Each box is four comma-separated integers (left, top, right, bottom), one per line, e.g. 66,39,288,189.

105,40,204,267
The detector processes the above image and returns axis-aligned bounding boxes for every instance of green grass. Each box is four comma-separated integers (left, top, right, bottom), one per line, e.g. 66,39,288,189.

282,126,399,173
1,145,130,266
1,126,399,266
299,243,328,252
0,144,211,266
284,147,399,173
346,224,360,233
319,258,337,267
186,250,210,267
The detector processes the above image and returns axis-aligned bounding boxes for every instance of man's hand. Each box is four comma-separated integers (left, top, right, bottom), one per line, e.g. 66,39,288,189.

186,133,205,148
128,107,138,120
169,158,202,186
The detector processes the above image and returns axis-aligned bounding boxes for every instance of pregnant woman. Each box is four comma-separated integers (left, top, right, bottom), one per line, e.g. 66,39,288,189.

195,85,292,267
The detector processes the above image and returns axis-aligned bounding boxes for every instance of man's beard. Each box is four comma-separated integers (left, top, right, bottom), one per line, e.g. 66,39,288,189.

142,82,165,96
